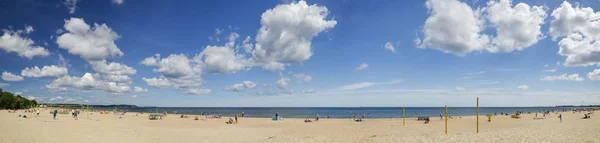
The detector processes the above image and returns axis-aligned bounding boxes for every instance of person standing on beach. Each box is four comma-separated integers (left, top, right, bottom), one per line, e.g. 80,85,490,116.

53,109,57,120
241,111,244,117
235,113,238,123
440,113,443,120
559,114,562,123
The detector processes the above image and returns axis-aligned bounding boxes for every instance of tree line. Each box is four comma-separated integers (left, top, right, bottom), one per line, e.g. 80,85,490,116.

0,88,38,109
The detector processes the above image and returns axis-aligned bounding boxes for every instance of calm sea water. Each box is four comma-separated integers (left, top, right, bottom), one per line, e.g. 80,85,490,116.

77,107,589,118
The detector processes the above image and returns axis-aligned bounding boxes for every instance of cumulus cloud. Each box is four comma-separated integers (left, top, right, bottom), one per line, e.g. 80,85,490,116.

134,86,147,92
89,60,136,75
141,53,209,95
140,54,160,66
292,73,312,83
253,1,337,70
112,0,123,5
45,73,131,93
336,79,402,91
356,63,368,70
417,0,489,55
276,77,291,89
549,1,600,67
105,75,132,83
517,85,529,90
21,65,68,78
144,54,200,78
142,77,171,88
486,0,547,53
417,0,547,55
63,0,78,14
56,18,123,61
588,69,600,80
195,34,253,74
541,69,557,73
541,74,584,81
2,72,24,81
384,42,395,52
225,81,257,92
0,26,50,59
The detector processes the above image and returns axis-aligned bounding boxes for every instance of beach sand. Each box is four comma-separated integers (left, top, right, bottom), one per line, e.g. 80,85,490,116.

0,110,598,143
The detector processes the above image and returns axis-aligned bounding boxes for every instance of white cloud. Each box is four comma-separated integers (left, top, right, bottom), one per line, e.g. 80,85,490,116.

276,77,291,89
356,63,368,70
142,77,171,88
195,42,253,74
2,72,24,81
517,85,529,90
112,0,123,5
140,54,160,66
241,36,253,54
183,88,211,95
89,60,136,75
56,18,123,61
226,83,245,92
588,69,600,80
336,79,402,91
418,0,547,56
134,86,147,92
0,83,8,88
105,75,132,83
292,73,312,83
384,42,395,52
15,92,23,95
261,62,286,72
338,82,376,90
541,69,557,73
63,0,78,14
455,86,467,91
45,73,131,93
253,1,337,70
243,81,257,88
486,0,547,53
541,74,584,81
465,71,486,75
225,81,257,92
0,26,50,59
549,1,600,67
417,0,489,56
303,88,314,94
215,28,224,35
141,53,208,95
21,65,68,78
143,54,200,78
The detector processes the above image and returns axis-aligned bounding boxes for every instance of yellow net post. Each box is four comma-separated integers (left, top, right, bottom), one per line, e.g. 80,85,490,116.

445,105,448,135
476,97,479,133
402,106,405,126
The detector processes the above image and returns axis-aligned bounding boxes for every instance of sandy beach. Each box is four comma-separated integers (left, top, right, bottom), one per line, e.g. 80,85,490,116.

0,109,598,143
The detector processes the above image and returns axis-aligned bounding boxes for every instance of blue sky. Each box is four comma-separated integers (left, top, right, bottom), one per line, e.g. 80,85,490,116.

0,0,599,107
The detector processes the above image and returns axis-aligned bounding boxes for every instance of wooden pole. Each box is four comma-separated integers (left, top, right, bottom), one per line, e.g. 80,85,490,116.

402,106,405,126
445,105,448,135
476,97,479,133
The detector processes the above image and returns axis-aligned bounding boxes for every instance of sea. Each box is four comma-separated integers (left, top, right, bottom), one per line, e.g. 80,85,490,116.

74,107,592,118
